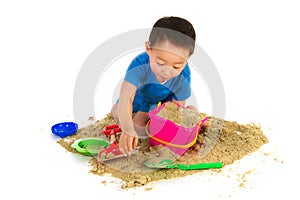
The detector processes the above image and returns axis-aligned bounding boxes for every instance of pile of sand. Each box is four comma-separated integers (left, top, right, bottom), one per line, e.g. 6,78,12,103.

57,111,268,189
156,102,199,127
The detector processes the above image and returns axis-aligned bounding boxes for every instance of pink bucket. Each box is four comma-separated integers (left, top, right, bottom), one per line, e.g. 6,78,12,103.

146,102,208,156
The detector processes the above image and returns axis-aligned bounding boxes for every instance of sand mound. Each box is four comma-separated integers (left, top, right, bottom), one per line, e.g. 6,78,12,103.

57,113,268,189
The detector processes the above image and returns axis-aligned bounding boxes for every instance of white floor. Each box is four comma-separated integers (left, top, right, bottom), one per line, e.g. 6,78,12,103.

1,1,299,199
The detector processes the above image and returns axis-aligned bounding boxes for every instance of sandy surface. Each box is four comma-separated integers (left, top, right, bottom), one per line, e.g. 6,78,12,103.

58,110,268,189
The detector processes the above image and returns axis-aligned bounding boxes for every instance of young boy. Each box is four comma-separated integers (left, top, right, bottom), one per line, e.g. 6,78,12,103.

111,16,197,155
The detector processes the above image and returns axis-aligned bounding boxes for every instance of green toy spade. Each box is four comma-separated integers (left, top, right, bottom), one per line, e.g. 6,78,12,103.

144,159,222,170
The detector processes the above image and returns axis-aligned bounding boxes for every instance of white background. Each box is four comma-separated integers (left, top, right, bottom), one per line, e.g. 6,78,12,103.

1,0,299,199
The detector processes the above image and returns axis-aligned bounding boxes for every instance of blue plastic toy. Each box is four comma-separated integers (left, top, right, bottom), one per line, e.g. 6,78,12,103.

51,122,78,138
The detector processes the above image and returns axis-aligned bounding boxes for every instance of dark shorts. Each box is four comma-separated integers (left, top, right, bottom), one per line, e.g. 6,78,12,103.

115,92,159,113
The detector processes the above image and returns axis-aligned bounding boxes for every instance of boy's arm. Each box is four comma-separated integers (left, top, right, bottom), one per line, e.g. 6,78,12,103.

118,80,138,154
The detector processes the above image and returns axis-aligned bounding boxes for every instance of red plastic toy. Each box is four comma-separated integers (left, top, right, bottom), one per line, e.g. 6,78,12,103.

98,124,124,161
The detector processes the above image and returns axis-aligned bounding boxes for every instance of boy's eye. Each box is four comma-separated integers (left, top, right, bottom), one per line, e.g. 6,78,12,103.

157,62,164,66
173,65,182,70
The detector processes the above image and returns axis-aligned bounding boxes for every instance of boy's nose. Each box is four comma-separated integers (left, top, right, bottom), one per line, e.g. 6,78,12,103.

162,69,170,76
162,67,173,75
161,72,170,79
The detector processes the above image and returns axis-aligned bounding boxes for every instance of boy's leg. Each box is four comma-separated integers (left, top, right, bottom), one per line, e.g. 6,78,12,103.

132,111,149,138
111,103,136,121
111,103,119,120
111,104,149,138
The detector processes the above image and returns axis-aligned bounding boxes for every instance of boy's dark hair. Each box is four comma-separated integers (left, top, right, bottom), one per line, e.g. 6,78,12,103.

149,16,196,56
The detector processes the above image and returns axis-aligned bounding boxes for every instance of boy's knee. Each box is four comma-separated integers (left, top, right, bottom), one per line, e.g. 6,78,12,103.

133,112,149,126
111,104,118,120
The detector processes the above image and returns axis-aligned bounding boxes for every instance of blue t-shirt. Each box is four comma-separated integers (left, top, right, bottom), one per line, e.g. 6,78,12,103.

124,51,191,112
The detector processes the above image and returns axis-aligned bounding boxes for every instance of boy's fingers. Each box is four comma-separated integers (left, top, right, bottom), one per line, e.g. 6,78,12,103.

118,134,126,154
186,105,197,110
133,136,138,149
119,133,130,155
119,133,138,156
126,136,133,155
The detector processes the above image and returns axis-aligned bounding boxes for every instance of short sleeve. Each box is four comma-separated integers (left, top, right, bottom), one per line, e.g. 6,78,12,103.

124,52,149,87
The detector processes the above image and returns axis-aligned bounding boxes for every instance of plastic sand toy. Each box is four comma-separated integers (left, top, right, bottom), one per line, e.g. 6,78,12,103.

71,138,110,156
146,102,208,156
98,124,125,161
144,159,223,170
51,122,78,138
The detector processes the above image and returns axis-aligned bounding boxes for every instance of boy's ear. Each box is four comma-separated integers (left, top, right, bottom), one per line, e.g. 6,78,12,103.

145,41,151,55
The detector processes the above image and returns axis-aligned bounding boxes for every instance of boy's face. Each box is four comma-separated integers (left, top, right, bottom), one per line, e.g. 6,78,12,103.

146,41,190,83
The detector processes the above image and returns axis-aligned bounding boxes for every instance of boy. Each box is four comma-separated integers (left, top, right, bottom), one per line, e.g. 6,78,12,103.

111,16,197,155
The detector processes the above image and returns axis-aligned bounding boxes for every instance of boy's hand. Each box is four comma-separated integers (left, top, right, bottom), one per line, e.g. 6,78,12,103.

119,132,138,155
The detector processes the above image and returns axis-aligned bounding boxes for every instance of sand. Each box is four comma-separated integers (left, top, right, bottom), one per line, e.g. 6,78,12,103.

156,102,199,127
57,108,268,189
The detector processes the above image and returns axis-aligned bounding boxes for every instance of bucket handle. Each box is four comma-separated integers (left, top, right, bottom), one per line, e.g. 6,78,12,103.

145,117,208,149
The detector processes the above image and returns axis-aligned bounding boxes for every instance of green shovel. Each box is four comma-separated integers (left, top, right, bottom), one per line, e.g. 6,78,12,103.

144,159,222,170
